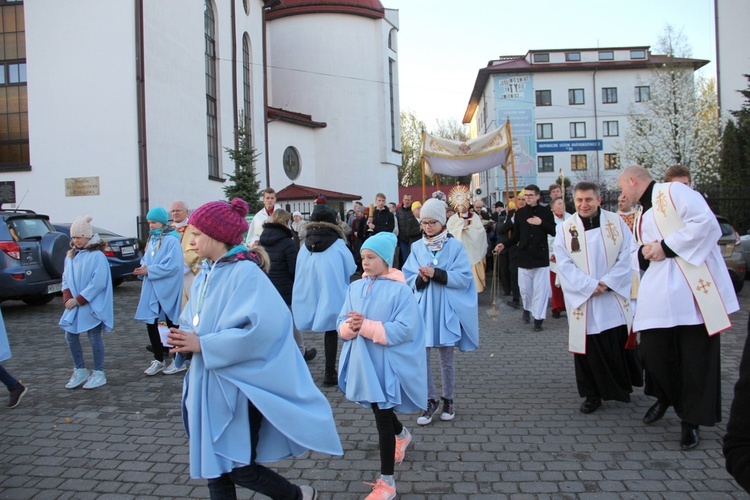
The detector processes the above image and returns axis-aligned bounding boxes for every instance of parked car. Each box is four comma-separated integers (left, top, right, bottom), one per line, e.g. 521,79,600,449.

53,223,142,287
738,230,750,280
716,215,745,293
0,209,70,305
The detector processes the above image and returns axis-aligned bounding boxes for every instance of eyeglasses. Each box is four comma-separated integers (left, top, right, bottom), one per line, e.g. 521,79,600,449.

171,209,187,213
420,220,440,227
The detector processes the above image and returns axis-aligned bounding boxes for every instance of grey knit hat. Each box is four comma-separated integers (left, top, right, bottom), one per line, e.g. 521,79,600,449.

419,198,447,226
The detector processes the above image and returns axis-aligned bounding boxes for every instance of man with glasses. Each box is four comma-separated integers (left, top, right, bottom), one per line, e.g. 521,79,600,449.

493,185,556,331
170,200,200,307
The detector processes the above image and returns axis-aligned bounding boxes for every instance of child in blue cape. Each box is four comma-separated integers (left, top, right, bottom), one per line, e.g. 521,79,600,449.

293,204,356,386
133,206,184,376
338,231,426,500
59,215,114,390
402,198,479,426
167,198,341,500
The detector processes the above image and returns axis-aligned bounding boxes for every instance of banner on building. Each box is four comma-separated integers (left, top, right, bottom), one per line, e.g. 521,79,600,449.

422,123,511,177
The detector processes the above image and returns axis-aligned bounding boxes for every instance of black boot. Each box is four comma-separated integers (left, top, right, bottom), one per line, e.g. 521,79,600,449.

522,310,531,323
533,319,543,331
323,330,338,386
680,421,700,449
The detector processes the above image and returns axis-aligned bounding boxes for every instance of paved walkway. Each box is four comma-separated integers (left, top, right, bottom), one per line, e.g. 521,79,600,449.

0,277,748,499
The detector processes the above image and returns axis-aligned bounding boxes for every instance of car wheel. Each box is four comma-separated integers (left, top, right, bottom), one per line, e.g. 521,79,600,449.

22,294,55,306
734,276,745,293
40,232,71,278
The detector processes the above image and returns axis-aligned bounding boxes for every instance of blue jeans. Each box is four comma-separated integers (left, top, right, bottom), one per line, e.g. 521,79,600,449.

426,346,455,400
0,363,19,391
398,240,412,269
66,325,104,371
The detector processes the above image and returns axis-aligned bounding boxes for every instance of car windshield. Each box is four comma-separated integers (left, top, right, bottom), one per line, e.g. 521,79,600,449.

8,218,53,240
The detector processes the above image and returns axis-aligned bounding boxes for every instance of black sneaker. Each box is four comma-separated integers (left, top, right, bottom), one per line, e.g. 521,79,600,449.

8,382,26,409
303,348,317,362
323,370,338,387
417,399,440,425
439,397,455,421
507,300,521,310
522,310,531,324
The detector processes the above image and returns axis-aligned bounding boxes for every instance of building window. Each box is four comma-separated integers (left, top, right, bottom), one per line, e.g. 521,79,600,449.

538,156,554,173
570,122,586,138
242,0,249,14
568,88,585,105
283,146,300,180
535,90,551,106
536,123,553,140
604,153,620,170
388,28,397,51
389,58,397,150
630,49,646,60
603,120,619,137
205,0,220,180
599,51,614,61
533,53,549,63
571,154,587,171
565,52,581,62
0,1,28,171
602,87,617,104
635,86,650,102
242,34,252,139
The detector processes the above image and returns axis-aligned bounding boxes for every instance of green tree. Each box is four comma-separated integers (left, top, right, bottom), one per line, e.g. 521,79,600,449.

223,123,262,213
399,109,425,187
692,77,721,192
719,74,750,230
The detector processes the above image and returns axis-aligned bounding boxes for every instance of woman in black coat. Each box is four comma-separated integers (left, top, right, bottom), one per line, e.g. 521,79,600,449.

724,316,750,493
259,210,316,362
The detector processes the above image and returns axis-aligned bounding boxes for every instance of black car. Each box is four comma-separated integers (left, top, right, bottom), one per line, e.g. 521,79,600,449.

0,209,70,305
53,223,142,287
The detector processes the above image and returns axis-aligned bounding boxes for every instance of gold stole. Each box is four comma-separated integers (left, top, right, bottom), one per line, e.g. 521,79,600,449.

563,210,633,354
644,183,730,335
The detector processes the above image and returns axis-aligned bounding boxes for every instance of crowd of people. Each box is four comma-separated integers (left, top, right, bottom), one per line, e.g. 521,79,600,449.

2,166,750,497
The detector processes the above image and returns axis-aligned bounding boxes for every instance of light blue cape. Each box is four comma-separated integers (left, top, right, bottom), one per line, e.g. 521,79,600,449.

135,232,184,324
59,245,114,334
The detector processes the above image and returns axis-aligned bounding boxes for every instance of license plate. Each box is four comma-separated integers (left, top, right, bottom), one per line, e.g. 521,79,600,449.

121,246,135,256
47,282,62,294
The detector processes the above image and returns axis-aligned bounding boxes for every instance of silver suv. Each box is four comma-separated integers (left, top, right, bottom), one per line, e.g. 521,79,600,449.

0,209,70,305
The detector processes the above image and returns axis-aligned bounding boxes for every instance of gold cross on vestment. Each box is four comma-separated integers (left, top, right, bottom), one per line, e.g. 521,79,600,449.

696,278,712,295
572,308,584,320
605,220,620,245
656,191,668,217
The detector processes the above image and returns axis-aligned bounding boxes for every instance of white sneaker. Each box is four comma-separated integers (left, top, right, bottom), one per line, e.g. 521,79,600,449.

82,370,107,389
299,485,317,500
65,368,90,389
162,359,188,375
144,360,165,376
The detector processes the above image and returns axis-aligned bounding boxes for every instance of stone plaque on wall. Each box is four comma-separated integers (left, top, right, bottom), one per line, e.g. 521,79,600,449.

65,177,100,197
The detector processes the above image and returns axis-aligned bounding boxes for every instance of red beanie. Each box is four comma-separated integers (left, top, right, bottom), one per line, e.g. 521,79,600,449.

190,198,249,245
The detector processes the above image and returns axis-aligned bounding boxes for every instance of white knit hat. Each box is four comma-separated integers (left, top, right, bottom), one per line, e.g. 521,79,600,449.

70,215,93,239
419,198,447,226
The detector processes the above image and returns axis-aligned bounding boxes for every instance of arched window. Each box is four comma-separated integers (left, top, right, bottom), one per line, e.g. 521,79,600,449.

205,0,220,179
242,33,252,142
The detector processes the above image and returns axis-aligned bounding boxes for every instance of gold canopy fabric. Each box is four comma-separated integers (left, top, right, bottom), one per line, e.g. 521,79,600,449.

422,123,511,177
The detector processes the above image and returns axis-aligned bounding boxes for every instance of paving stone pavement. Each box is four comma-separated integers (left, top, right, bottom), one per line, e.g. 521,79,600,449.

0,277,748,499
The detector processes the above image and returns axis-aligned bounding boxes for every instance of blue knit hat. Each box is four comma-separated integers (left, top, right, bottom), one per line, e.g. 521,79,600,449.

361,232,397,267
146,206,169,225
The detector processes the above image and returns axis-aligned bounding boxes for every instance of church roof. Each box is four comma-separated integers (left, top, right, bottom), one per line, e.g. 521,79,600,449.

266,0,385,20
276,183,361,201
267,107,327,128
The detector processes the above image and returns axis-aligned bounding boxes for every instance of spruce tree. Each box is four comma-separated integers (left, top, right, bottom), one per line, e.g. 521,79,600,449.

223,124,262,213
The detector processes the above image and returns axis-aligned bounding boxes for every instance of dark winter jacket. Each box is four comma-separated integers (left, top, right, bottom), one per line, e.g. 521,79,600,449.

304,221,346,254
504,203,556,269
259,222,298,304
395,205,421,243
372,207,394,234
724,317,750,493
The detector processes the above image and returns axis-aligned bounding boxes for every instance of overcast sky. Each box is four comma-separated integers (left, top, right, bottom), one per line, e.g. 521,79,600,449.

386,0,716,128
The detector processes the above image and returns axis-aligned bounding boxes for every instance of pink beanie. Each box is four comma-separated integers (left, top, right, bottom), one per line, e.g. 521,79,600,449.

190,198,249,245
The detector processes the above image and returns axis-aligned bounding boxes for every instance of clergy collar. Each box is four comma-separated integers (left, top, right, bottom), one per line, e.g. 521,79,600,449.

639,181,656,211
579,208,601,231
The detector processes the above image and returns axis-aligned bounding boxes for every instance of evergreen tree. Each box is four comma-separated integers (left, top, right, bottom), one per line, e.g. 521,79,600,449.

719,75,750,231
223,123,262,213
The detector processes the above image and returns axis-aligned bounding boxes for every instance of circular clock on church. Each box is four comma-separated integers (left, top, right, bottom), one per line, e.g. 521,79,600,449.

283,146,300,180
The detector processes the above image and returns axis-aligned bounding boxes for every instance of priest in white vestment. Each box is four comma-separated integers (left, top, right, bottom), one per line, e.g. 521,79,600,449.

619,165,739,450
554,182,643,414
447,196,488,293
